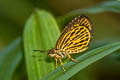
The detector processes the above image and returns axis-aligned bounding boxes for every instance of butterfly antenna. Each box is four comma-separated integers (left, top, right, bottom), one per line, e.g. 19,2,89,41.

33,50,48,53
32,50,48,58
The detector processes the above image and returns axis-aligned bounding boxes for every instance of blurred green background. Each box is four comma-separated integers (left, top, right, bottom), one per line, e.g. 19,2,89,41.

0,0,120,80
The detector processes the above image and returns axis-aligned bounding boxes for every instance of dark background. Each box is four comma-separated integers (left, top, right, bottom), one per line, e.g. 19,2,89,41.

0,0,120,80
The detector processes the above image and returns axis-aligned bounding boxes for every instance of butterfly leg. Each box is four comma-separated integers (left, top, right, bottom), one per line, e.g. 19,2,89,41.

66,53,79,63
55,58,58,68
59,58,65,72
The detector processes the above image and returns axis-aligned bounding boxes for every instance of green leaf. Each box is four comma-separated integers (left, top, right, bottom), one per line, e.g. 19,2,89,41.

68,1,120,15
43,42,120,80
23,9,60,80
57,1,120,29
0,37,22,80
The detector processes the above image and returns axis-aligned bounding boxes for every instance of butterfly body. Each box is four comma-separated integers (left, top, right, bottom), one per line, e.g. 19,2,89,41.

34,15,93,72
48,49,65,58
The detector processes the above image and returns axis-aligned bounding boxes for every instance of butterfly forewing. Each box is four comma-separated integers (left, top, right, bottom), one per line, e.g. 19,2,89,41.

79,15,92,32
56,15,92,54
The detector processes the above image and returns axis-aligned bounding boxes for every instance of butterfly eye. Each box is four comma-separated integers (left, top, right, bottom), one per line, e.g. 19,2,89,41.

48,49,55,54
48,49,55,57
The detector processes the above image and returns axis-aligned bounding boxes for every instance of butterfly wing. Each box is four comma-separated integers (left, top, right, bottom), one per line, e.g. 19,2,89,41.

56,15,92,53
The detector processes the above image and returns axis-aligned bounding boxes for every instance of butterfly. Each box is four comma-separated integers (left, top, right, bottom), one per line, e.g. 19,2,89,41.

34,15,93,72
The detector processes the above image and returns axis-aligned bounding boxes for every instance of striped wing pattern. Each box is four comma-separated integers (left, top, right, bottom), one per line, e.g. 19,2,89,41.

56,15,92,54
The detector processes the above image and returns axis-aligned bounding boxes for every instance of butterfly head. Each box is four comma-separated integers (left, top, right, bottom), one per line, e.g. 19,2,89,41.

48,49,56,57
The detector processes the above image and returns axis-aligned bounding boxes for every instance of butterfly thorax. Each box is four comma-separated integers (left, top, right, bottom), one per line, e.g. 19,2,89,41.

48,49,67,58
